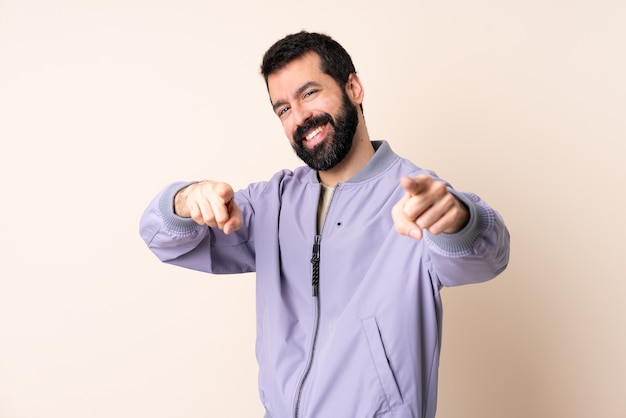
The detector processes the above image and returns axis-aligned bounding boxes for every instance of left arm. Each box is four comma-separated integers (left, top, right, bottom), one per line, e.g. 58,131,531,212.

392,174,510,286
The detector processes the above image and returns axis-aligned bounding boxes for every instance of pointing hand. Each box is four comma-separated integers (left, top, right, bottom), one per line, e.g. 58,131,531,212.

391,175,468,240
174,181,243,235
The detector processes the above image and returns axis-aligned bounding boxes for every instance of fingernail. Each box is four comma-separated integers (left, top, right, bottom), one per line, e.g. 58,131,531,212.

409,229,421,240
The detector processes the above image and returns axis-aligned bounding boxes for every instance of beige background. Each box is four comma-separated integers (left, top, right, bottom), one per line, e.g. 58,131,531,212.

1,0,625,417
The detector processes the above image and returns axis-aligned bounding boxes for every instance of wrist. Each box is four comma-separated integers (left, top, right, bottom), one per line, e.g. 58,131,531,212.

174,185,192,217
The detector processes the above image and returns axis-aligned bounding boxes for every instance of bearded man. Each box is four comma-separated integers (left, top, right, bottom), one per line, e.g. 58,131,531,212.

140,31,510,418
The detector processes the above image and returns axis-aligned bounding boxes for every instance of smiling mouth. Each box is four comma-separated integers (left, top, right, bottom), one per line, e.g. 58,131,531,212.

305,125,324,141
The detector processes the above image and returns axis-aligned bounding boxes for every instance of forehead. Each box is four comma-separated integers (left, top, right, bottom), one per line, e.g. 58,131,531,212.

267,52,332,102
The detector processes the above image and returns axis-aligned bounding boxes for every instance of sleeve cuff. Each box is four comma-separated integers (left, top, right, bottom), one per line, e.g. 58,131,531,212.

157,181,205,235
423,190,492,257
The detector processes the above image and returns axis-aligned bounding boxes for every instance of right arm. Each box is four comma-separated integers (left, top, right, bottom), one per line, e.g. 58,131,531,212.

139,180,254,274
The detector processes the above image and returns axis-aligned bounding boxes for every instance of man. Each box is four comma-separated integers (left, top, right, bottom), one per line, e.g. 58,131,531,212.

140,31,510,418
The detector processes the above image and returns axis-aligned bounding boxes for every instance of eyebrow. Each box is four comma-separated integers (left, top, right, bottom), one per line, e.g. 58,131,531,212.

272,81,322,112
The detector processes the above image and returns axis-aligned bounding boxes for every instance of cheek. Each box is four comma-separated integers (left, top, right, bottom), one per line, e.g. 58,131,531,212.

282,120,295,141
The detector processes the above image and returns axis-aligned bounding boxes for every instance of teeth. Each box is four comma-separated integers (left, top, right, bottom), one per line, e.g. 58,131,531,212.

305,126,323,141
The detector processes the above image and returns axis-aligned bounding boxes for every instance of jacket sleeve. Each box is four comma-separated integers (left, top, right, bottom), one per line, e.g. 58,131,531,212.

139,181,256,274
424,189,510,287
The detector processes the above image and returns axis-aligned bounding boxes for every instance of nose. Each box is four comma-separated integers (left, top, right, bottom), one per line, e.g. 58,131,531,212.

291,102,313,127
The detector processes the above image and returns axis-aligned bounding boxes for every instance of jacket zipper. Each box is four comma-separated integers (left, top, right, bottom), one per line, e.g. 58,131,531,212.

311,234,321,297
294,234,322,418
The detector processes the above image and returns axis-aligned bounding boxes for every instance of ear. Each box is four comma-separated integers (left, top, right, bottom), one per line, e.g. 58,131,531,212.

345,73,364,105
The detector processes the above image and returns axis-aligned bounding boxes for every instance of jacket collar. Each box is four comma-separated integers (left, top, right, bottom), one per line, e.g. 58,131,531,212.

309,141,398,185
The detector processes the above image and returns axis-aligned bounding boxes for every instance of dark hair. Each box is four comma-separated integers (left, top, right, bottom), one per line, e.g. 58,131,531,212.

261,31,357,88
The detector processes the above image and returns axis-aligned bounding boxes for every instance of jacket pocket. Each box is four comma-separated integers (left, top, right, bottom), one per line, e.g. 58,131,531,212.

361,317,404,409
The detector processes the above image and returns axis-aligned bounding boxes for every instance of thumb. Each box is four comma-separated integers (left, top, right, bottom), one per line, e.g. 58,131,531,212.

391,194,424,240
215,183,235,205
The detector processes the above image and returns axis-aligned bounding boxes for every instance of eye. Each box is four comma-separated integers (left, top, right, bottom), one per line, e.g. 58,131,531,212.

303,89,318,99
277,106,290,117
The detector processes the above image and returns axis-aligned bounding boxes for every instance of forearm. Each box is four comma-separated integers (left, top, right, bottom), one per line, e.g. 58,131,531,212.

139,181,257,274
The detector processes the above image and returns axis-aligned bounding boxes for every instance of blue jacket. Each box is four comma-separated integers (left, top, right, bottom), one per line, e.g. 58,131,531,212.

139,141,510,418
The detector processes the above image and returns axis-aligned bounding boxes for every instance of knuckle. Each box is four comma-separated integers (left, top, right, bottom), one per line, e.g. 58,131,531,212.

432,181,446,195
189,205,201,219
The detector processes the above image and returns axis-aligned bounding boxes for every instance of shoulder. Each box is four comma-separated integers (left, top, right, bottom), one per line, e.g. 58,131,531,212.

239,166,315,200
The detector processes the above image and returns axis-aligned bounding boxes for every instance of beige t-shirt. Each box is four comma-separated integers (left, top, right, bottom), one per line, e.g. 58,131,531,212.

317,183,335,233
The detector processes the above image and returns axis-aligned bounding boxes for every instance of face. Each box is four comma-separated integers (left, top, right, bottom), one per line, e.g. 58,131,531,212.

267,53,359,171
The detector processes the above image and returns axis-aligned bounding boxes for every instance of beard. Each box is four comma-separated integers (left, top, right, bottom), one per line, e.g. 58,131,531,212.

291,91,359,171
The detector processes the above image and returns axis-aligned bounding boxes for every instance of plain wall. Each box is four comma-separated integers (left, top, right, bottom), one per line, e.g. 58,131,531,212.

1,0,625,417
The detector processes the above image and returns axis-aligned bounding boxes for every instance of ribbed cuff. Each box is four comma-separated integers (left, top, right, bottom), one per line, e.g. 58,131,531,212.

157,181,205,235
424,190,493,257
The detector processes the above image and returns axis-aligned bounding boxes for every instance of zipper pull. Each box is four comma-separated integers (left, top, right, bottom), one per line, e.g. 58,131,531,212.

311,235,321,297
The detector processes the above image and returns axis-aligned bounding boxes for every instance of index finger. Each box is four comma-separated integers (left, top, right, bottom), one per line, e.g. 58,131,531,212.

208,183,234,227
400,176,422,196
400,174,433,196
